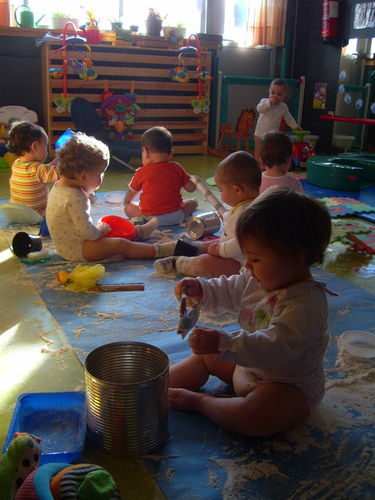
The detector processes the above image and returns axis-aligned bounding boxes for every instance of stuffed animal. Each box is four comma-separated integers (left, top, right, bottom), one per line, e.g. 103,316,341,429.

0,433,41,500
0,433,122,500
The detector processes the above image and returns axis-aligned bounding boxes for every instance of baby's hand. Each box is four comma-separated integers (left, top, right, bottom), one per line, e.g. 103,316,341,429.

98,221,112,236
207,241,220,256
269,96,279,106
175,278,203,306
187,326,220,355
293,126,303,131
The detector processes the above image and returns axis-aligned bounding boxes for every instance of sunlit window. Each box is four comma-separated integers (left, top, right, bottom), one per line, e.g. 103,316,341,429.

342,38,358,56
27,0,202,35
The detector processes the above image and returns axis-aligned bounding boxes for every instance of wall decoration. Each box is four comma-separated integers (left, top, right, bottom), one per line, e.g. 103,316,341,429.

353,2,375,29
313,83,327,109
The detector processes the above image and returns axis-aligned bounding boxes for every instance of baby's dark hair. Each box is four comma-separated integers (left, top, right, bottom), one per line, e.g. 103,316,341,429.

260,131,293,168
236,186,332,266
57,132,110,178
141,126,173,155
271,78,288,91
216,151,261,190
7,121,47,156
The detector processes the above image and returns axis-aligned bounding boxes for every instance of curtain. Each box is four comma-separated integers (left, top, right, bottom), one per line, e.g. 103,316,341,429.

245,0,288,47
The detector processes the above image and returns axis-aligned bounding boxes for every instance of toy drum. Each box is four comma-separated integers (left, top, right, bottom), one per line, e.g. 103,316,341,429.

186,211,221,240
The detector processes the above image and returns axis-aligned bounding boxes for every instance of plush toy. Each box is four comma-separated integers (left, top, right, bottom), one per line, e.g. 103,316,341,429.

0,433,122,500
0,433,41,500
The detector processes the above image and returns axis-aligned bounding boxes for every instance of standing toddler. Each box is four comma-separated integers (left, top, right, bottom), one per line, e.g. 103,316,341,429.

254,78,302,166
7,121,60,216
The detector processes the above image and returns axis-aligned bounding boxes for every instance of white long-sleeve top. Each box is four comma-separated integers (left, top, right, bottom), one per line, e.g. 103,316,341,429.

47,184,102,261
197,269,330,391
218,200,253,265
254,99,298,138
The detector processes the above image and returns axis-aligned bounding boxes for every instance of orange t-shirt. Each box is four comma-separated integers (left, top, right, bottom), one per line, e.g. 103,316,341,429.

129,161,191,216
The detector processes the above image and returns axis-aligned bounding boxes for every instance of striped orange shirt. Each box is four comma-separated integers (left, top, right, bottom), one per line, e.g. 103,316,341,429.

9,159,60,217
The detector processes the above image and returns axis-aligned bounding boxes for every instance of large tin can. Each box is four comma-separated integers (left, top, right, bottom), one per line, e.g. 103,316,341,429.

186,211,221,240
85,341,169,458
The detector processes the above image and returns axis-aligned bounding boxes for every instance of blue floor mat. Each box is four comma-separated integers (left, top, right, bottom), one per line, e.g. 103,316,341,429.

1,191,375,499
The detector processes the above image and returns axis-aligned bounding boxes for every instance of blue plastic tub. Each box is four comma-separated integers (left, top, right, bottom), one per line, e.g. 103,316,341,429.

2,392,86,465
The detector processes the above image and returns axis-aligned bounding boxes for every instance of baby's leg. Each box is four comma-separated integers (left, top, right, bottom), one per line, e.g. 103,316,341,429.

83,237,156,261
124,201,142,218
169,353,235,390
169,382,310,437
254,135,262,166
154,254,241,278
182,198,199,219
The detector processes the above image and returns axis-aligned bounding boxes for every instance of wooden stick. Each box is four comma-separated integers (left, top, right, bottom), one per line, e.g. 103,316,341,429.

88,283,145,292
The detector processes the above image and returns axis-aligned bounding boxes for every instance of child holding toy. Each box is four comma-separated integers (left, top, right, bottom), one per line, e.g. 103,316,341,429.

7,121,60,217
46,132,177,262
169,187,336,437
154,151,261,278
259,131,304,194
254,78,302,166
123,126,198,225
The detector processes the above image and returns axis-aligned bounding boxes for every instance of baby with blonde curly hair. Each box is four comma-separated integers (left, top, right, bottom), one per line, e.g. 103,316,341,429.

46,132,176,262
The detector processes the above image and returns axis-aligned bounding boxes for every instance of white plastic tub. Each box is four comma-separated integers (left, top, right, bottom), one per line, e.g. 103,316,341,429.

332,134,355,150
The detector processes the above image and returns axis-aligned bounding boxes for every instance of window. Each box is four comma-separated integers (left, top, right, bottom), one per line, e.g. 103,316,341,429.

27,0,202,35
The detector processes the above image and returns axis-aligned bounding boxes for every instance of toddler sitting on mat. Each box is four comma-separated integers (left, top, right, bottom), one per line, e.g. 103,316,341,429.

259,131,304,194
46,132,177,262
154,151,261,278
123,126,198,225
7,121,60,217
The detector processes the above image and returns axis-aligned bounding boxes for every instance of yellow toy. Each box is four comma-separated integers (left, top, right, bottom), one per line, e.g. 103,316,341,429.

57,264,105,291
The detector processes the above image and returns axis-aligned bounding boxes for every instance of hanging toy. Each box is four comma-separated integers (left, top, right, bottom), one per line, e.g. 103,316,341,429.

180,34,213,114
79,46,98,81
54,96,75,113
170,53,189,83
49,68,62,79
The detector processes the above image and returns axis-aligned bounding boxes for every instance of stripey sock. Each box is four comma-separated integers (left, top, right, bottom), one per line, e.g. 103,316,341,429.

154,240,178,258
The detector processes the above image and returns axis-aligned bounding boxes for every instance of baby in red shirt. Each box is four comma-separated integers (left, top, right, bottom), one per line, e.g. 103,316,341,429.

124,126,198,225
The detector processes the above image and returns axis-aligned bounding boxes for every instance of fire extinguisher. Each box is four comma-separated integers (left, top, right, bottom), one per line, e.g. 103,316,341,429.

322,0,339,44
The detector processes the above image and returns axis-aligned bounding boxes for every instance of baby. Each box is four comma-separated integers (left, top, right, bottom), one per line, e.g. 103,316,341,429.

46,132,176,262
259,131,304,194
254,78,302,166
154,151,261,278
7,121,60,217
124,126,198,225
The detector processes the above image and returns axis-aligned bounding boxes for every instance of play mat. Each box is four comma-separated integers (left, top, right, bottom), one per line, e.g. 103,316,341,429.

1,189,375,499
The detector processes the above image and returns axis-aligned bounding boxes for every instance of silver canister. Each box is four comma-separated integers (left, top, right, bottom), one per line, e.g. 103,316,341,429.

85,341,169,458
186,211,221,240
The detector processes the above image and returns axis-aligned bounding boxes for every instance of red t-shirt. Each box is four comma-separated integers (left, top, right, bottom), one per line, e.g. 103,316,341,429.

129,161,191,216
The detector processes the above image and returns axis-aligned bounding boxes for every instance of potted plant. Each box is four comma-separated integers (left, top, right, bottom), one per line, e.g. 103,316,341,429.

105,16,123,30
162,20,186,40
51,11,79,30
146,8,165,37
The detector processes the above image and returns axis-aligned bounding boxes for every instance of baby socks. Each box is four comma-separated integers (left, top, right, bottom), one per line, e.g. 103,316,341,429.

154,240,178,258
154,256,187,274
137,217,159,241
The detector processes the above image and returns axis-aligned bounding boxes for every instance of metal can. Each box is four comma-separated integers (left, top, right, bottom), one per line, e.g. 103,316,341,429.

186,211,221,240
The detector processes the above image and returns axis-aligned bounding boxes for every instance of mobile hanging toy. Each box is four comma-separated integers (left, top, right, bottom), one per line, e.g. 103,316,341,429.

179,34,212,114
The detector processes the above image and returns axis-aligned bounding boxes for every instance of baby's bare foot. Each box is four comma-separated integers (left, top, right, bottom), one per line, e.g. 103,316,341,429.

168,388,205,412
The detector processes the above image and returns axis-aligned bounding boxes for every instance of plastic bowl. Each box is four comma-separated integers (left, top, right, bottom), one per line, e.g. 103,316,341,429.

340,330,375,358
3,392,86,465
100,215,136,239
104,192,124,204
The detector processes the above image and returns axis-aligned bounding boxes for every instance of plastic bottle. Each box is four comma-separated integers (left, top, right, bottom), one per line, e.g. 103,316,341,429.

0,0,10,27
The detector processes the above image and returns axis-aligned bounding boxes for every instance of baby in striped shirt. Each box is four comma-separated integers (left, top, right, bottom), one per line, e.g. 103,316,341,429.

7,121,60,217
